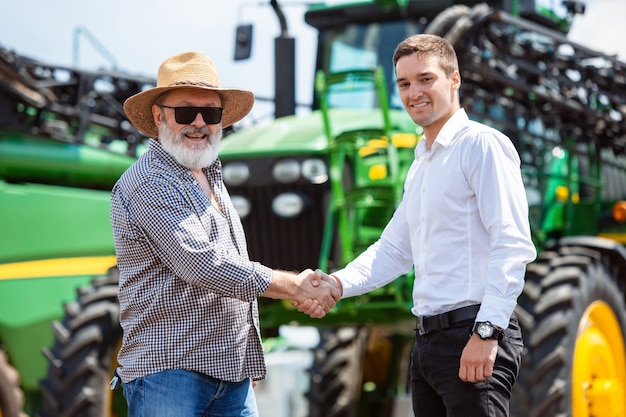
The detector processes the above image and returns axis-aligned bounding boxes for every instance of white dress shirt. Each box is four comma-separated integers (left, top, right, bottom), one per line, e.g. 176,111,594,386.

333,109,536,329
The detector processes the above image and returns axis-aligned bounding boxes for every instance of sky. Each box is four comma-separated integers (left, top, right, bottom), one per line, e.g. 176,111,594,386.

0,0,624,122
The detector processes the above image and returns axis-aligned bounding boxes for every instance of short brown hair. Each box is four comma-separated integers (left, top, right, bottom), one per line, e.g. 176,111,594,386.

392,34,459,77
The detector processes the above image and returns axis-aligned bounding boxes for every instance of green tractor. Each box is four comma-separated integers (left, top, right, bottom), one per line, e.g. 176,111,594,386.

1,1,626,416
0,46,154,416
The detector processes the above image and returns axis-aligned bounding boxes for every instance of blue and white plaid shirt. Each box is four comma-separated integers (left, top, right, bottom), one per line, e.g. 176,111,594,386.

110,139,273,383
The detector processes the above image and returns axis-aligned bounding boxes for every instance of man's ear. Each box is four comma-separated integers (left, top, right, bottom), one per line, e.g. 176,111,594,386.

152,104,162,129
451,70,461,91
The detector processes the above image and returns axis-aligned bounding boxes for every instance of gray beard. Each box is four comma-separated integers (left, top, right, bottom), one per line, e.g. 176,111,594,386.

159,122,222,169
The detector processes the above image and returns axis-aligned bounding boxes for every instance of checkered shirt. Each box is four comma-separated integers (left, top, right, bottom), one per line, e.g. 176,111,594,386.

110,139,273,383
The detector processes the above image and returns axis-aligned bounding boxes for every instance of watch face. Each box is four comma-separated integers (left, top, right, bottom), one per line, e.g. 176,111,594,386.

477,323,494,338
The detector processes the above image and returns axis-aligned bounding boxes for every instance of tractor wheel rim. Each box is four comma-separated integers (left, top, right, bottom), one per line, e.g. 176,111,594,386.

573,300,626,417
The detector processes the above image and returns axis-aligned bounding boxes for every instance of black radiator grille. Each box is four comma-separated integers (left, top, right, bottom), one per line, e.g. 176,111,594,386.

232,182,328,272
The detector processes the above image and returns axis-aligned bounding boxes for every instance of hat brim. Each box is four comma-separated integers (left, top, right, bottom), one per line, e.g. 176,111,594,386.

124,85,254,138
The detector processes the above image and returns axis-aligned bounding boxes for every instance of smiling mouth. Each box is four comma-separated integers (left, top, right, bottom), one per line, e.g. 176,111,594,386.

185,134,207,141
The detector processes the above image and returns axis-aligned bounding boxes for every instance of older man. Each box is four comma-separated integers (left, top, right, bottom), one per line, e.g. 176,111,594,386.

110,51,340,417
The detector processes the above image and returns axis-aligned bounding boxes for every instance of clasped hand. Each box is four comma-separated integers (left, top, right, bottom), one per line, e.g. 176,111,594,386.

290,269,342,319
292,269,342,319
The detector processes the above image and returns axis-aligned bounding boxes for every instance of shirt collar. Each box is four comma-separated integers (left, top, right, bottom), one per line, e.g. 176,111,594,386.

416,108,468,156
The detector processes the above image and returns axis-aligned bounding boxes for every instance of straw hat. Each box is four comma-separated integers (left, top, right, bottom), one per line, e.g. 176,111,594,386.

124,51,254,138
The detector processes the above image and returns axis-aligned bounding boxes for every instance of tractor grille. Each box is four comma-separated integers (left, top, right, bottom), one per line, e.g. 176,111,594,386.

231,182,328,272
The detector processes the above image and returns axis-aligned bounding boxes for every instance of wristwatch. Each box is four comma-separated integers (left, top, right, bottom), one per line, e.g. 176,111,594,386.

473,321,501,340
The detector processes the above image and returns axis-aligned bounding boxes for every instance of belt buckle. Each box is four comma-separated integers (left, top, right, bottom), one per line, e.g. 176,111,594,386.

417,316,426,335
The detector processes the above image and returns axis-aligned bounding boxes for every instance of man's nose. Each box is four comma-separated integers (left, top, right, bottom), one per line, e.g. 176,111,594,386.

190,111,207,126
409,84,423,98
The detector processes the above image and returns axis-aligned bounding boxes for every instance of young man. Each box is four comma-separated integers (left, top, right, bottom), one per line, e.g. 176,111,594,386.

111,51,340,417
304,34,536,416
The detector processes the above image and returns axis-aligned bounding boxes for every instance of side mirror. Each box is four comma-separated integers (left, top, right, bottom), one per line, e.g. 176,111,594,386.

234,24,253,61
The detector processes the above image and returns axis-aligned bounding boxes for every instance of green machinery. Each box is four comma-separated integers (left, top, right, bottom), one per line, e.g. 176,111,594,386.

1,1,626,416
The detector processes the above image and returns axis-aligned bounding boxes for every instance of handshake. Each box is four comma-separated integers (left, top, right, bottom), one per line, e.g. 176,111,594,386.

265,269,343,319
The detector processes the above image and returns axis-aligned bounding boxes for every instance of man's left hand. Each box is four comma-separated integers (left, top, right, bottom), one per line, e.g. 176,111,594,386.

459,333,498,382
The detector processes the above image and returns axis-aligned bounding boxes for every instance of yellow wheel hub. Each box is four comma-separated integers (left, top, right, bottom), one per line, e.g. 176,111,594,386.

573,301,626,417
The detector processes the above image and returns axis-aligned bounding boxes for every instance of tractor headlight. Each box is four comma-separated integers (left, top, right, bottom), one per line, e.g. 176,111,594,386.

222,162,250,186
272,159,300,183
301,158,328,184
230,196,251,219
272,193,305,218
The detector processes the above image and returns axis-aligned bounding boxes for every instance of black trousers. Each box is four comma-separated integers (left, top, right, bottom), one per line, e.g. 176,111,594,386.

410,313,523,417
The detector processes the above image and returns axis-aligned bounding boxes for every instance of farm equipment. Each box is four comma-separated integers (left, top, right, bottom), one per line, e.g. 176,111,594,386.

0,44,154,416
1,0,626,416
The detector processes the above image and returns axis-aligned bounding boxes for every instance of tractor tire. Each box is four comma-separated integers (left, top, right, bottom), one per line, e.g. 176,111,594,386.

0,349,27,417
307,327,368,417
38,267,125,417
510,255,545,417
513,246,626,417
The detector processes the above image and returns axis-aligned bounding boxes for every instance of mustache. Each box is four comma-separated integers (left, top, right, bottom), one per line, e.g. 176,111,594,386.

180,126,212,137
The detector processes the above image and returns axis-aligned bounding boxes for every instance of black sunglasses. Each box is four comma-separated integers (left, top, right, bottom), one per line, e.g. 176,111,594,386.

158,105,223,125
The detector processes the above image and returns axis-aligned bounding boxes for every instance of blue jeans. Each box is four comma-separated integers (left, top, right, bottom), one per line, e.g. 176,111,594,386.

122,369,259,417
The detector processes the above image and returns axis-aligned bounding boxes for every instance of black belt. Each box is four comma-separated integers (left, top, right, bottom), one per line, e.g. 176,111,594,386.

416,304,480,335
